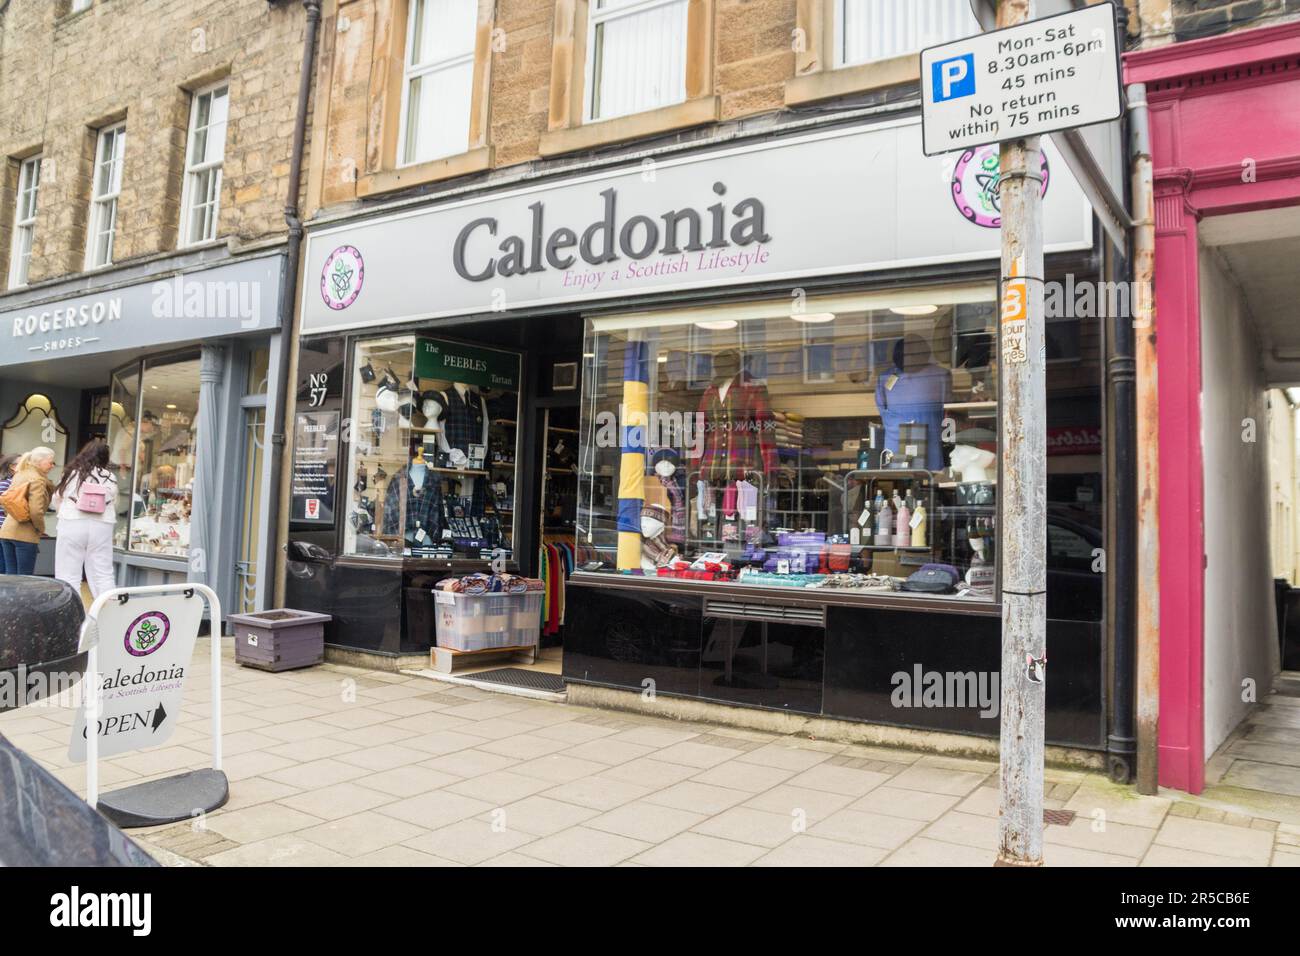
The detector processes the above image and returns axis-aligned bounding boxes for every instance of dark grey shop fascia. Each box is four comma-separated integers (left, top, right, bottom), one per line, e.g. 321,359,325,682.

0,246,286,372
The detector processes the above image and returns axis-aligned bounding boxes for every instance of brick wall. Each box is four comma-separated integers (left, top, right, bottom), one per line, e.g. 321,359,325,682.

1171,0,1300,41
0,0,311,287
313,0,807,212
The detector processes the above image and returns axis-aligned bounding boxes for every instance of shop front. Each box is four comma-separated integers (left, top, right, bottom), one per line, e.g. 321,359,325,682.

289,115,1112,752
1125,21,1300,793
0,249,287,618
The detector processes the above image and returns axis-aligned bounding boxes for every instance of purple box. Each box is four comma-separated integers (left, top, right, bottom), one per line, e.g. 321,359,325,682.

776,531,826,548
227,609,332,672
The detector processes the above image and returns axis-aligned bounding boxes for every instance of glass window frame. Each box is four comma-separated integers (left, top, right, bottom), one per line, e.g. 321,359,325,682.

85,122,125,270
7,154,41,289
584,0,689,123
576,283,1003,606
833,0,980,69
397,0,479,167
108,348,202,560
179,82,230,248
339,331,525,563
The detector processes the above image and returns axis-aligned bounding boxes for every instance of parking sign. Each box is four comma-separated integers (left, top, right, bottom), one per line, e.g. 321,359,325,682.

919,3,1123,156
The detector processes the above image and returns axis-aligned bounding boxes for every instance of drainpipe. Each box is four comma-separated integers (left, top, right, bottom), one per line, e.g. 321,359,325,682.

1106,5,1138,785
1128,81,1160,795
265,0,321,609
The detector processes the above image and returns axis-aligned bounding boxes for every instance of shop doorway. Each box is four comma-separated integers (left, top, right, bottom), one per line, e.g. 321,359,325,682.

1195,207,1300,800
406,317,584,694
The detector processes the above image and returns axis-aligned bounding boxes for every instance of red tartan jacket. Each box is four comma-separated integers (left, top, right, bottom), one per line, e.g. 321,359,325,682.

691,379,778,482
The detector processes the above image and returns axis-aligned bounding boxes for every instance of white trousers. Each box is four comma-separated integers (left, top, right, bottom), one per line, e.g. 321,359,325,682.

55,519,117,599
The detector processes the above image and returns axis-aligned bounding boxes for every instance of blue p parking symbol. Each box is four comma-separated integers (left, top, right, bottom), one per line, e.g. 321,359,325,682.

932,54,975,102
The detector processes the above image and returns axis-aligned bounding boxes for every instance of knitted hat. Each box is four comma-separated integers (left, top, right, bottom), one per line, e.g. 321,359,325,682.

650,447,680,478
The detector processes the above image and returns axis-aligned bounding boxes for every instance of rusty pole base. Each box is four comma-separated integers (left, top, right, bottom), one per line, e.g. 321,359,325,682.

994,854,1045,867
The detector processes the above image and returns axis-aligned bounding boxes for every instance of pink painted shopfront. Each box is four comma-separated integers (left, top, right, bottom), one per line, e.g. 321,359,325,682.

1126,22,1300,794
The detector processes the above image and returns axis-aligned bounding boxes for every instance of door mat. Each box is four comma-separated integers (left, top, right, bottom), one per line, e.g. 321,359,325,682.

463,668,566,694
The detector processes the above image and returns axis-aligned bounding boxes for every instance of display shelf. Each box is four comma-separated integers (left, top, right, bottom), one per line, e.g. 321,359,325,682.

427,466,489,476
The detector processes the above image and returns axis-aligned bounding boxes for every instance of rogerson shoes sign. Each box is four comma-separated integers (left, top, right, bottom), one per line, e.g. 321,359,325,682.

299,117,1093,336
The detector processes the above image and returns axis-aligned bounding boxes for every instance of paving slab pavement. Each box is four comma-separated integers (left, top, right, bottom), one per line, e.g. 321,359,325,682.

4,638,1297,867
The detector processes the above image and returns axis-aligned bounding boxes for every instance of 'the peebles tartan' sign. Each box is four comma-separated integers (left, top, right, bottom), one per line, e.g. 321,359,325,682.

415,338,520,391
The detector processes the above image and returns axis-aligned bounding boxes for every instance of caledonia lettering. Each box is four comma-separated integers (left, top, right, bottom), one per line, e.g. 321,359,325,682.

452,182,770,282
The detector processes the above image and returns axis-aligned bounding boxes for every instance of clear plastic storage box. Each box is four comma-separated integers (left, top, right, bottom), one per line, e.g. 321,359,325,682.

434,590,542,651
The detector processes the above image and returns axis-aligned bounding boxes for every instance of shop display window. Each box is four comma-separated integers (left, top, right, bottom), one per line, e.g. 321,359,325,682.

105,352,200,557
1,393,69,538
129,353,200,556
107,365,141,550
577,285,1001,601
342,334,522,560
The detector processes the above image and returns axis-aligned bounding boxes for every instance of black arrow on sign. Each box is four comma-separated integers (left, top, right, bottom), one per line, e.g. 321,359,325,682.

151,703,167,733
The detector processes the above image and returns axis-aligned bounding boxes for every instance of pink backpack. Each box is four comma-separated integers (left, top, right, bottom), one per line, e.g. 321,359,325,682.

75,476,110,514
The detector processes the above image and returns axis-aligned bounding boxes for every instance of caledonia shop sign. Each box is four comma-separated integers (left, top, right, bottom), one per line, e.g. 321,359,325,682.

299,117,1093,335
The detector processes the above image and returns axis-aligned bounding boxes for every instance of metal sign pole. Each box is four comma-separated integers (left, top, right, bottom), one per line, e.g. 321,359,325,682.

84,638,99,809
995,0,1047,867
206,584,224,772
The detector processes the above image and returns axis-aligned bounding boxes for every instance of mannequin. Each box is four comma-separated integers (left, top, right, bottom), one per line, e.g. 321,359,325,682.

425,381,490,518
427,383,490,469
949,444,995,483
693,349,776,483
380,441,442,547
639,503,679,571
875,334,952,471
410,442,428,487
691,350,775,540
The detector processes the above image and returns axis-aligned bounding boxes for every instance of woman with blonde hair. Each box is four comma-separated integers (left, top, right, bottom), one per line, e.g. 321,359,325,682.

0,447,58,574
0,447,57,576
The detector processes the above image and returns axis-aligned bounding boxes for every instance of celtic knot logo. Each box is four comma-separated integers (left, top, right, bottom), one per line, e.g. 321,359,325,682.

134,619,161,651
330,259,354,300
951,145,1050,230
124,611,171,657
320,245,364,311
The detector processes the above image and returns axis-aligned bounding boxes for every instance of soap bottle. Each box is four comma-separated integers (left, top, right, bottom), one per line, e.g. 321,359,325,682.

875,492,893,547
895,490,911,548
912,498,928,549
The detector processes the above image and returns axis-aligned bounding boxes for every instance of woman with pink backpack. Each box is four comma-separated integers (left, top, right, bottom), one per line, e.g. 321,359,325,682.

52,439,119,598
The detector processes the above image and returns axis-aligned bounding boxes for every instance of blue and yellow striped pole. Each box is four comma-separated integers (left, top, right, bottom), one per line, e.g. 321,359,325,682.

616,339,650,571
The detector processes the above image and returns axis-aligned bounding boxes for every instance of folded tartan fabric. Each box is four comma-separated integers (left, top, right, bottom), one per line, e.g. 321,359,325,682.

435,573,543,594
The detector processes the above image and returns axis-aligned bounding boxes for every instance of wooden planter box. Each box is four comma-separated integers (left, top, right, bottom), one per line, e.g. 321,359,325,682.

227,609,331,672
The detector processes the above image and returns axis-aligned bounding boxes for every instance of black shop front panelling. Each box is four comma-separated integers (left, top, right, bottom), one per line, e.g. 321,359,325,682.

284,558,405,654
565,581,1105,749
821,606,1103,748
564,582,703,699
698,617,825,715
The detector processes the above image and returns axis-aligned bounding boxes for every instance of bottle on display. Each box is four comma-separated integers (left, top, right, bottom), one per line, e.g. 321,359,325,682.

912,499,927,548
875,492,893,547
895,491,911,548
